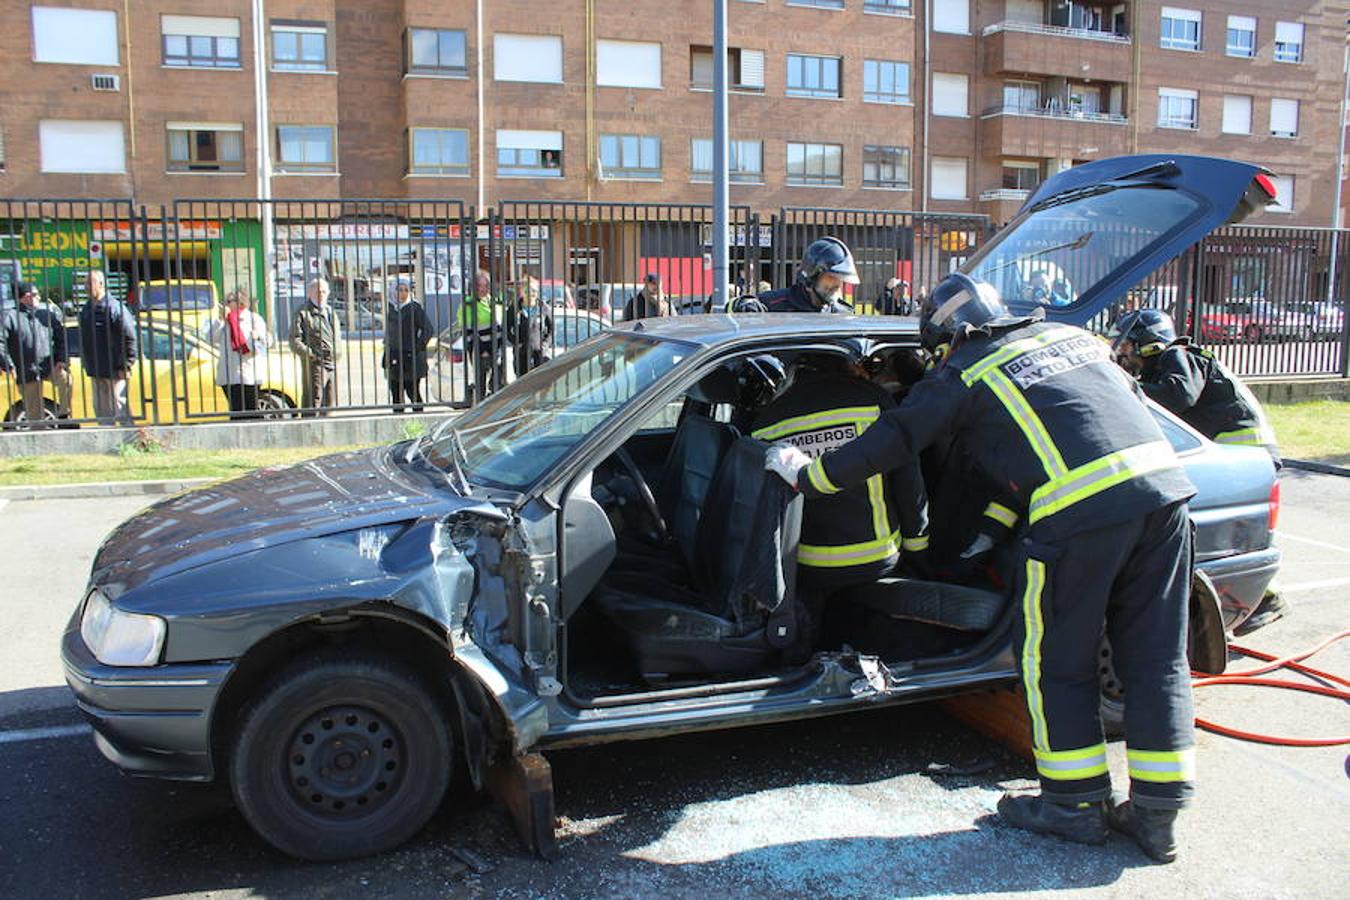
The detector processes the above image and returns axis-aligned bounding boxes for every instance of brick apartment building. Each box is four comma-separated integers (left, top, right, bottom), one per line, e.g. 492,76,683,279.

0,1,1345,316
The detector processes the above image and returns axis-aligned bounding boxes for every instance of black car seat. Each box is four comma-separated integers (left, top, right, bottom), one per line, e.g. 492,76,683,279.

593,435,803,680
825,577,1007,659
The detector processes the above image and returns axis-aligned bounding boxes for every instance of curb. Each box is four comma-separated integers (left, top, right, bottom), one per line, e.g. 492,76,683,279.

0,478,214,501
1283,459,1350,478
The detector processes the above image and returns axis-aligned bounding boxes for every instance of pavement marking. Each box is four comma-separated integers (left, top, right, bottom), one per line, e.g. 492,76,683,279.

0,498,8,512
1276,532,1350,555
1276,576,1350,593
0,724,92,745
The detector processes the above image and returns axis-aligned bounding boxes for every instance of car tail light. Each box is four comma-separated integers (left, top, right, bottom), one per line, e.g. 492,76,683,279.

450,348,464,365
1267,480,1280,532
1254,173,1277,200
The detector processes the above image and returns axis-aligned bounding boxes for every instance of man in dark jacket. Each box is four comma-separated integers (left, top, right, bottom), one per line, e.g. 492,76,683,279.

733,237,857,314
624,273,670,321
383,280,431,413
78,270,138,425
513,276,554,376
290,278,342,415
768,273,1199,863
0,282,69,426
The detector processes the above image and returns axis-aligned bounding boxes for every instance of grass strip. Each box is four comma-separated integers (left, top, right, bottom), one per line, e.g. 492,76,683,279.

0,444,376,486
1264,399,1350,467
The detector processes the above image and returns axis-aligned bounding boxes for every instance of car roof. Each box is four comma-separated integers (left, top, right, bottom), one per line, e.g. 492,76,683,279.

614,312,919,347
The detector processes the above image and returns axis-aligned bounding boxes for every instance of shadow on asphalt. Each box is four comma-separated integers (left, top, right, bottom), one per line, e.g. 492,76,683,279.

0,699,1155,899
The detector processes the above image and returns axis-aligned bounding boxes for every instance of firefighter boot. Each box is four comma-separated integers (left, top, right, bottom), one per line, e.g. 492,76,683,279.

996,793,1108,845
1107,800,1178,863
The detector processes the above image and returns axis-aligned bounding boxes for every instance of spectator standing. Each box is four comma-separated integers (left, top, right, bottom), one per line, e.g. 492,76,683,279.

460,270,504,399
207,290,272,417
877,278,916,316
624,273,670,320
0,282,69,426
78,270,137,425
290,278,342,415
383,280,431,413
514,275,554,377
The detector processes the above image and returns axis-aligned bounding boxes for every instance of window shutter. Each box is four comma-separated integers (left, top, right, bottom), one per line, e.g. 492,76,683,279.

1267,175,1294,212
497,130,563,151
932,1,970,34
739,49,765,89
596,40,661,88
1161,7,1201,23
1269,98,1299,136
1222,96,1252,133
931,157,967,200
39,120,125,173
161,15,240,38
494,34,563,83
932,73,968,117
1274,21,1303,44
32,7,120,65
1227,15,1255,32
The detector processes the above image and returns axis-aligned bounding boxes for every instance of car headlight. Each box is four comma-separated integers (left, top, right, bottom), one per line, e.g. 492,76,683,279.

80,589,166,667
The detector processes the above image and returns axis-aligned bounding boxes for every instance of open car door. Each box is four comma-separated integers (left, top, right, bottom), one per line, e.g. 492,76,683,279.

958,155,1278,326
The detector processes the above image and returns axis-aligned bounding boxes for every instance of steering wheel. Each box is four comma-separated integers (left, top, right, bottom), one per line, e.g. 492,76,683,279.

614,447,669,543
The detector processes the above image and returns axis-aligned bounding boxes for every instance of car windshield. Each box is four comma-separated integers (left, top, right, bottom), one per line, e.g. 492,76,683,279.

140,284,215,310
961,185,1202,311
423,332,691,490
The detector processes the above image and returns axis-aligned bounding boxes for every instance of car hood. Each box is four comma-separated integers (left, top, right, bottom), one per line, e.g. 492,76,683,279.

965,155,1272,325
91,447,479,593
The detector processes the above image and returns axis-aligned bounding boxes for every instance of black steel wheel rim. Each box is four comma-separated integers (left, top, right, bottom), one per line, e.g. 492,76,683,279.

286,704,404,819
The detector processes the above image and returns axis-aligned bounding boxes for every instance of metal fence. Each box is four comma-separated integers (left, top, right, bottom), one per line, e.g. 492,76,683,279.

1,198,1347,430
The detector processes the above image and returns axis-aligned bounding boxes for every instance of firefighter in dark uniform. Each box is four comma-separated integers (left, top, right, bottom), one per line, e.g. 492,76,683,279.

749,354,930,655
1115,309,1280,466
730,237,857,314
766,273,1199,863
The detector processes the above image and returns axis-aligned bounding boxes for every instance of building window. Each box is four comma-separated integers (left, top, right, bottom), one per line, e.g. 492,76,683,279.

690,46,765,92
599,134,661,180
1274,21,1303,63
786,0,844,8
32,7,120,65
275,125,335,172
497,130,563,177
1221,95,1252,134
863,146,911,189
1267,175,1294,213
863,60,910,104
167,124,243,172
786,54,841,99
1157,88,1198,130
271,22,328,71
864,0,912,15
932,73,969,117
161,16,241,68
493,34,563,83
1003,80,1041,112
1225,15,1256,58
933,0,969,34
409,128,469,175
1269,99,1299,138
406,28,467,76
596,40,662,89
39,120,125,174
690,139,764,182
1160,7,1201,52
786,142,843,186
930,156,967,200
1002,160,1041,192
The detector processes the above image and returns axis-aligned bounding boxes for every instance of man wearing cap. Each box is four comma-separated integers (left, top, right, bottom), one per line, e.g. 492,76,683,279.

624,273,670,321
0,282,70,425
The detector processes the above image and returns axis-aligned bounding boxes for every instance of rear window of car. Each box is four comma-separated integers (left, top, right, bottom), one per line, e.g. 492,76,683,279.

139,284,215,311
1150,404,1202,454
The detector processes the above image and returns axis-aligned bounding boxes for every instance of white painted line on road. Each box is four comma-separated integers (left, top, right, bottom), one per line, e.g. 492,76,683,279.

0,498,8,512
0,724,91,745
1277,576,1350,593
1276,532,1350,555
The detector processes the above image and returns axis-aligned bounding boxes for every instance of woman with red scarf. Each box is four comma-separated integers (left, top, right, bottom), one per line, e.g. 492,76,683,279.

208,290,273,416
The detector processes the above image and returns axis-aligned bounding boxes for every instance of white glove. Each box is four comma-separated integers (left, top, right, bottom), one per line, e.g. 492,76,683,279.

959,532,996,560
765,443,811,488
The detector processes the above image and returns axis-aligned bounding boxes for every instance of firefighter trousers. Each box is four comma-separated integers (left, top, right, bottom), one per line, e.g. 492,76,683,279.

1012,500,1195,810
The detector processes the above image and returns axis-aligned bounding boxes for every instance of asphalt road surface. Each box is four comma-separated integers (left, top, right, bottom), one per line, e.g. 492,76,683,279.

0,472,1346,900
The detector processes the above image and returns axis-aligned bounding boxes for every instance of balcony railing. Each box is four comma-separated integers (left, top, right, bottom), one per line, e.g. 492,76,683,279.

981,104,1128,125
979,188,1031,202
982,20,1130,44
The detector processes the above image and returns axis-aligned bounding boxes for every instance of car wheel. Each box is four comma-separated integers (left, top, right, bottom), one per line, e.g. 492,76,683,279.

255,389,297,419
1098,638,1125,739
1242,324,1263,343
4,399,63,425
230,652,454,861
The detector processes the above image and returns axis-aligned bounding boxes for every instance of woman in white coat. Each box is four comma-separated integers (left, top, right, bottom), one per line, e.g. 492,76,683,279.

207,290,273,417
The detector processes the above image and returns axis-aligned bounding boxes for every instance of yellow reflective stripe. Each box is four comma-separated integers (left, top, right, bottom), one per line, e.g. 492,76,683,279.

1214,427,1262,446
798,531,901,568
1035,743,1111,781
902,534,930,551
1127,747,1196,783
1021,558,1050,751
750,406,880,442
960,328,1077,386
984,502,1018,529
865,474,891,542
983,369,1069,478
1028,440,1178,525
805,457,840,495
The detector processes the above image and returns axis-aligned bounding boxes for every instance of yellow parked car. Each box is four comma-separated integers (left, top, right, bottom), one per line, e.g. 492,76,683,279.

1,319,303,425
133,279,219,334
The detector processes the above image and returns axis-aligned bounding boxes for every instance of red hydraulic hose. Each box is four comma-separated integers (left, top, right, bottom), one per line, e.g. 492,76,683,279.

1190,628,1350,747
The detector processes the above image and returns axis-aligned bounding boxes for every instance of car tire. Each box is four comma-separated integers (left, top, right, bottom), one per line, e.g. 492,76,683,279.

230,652,454,861
1098,637,1126,739
255,390,297,419
4,398,64,425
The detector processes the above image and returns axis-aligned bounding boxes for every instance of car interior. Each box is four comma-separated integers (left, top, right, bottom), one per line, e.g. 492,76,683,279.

556,340,1014,704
